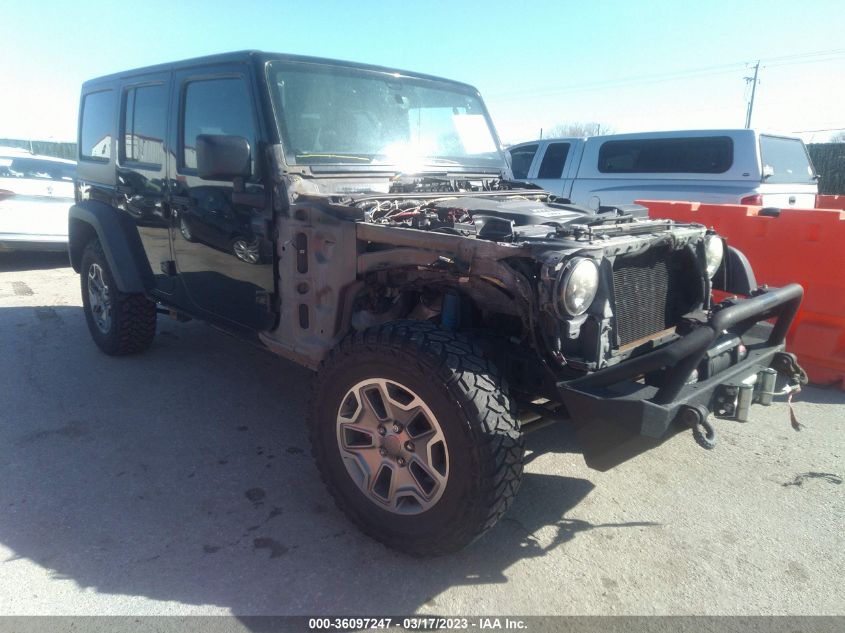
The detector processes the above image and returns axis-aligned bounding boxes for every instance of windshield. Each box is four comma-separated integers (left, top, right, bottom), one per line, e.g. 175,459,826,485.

759,135,816,184
267,61,504,171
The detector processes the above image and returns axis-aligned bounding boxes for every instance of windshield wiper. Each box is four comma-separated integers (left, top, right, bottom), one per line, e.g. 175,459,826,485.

295,153,372,163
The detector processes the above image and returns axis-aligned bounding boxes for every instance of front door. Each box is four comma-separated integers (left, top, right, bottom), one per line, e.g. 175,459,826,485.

168,66,275,331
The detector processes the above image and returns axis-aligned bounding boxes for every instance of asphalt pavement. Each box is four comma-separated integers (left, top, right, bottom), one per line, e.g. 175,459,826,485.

0,251,842,617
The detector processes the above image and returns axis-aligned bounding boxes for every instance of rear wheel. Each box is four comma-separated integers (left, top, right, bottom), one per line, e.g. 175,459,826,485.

309,321,524,556
80,239,157,355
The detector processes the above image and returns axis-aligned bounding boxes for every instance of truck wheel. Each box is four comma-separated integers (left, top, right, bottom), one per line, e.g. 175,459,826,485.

309,320,524,556
80,239,157,355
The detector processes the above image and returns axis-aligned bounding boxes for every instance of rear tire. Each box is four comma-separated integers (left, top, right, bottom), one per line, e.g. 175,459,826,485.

309,320,524,556
80,239,156,355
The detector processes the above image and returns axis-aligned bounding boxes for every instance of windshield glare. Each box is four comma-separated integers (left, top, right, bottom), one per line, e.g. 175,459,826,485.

267,62,503,170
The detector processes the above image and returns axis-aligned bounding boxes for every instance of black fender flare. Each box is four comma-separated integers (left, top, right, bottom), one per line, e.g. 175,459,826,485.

713,245,758,296
68,201,153,293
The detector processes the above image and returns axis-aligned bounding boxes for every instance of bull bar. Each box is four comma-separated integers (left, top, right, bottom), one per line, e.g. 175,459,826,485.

557,284,805,470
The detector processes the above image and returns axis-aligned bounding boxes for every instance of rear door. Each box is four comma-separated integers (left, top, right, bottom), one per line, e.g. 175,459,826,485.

168,64,275,330
758,135,818,208
116,73,173,293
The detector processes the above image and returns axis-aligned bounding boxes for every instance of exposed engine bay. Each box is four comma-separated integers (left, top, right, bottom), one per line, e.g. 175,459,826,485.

333,180,716,387
350,182,652,243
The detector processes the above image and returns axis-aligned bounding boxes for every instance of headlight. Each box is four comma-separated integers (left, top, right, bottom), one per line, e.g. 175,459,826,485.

558,258,599,316
704,235,725,278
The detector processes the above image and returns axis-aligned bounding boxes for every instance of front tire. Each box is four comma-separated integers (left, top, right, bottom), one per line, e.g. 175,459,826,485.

309,321,524,556
80,239,157,355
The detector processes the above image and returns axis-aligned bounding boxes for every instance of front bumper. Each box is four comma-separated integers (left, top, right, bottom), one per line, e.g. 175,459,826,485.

558,284,805,471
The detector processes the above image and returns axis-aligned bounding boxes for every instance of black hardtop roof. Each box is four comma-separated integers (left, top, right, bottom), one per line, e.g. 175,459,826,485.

82,50,478,93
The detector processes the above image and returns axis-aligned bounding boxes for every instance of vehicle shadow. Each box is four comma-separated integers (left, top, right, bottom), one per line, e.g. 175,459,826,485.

0,304,655,617
0,251,70,272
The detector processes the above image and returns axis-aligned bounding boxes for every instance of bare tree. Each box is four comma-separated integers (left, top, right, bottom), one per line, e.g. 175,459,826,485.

544,122,614,139
830,131,845,143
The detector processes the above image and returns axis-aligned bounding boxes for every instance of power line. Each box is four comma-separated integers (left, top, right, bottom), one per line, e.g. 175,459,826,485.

487,63,746,101
790,127,845,133
485,47,845,102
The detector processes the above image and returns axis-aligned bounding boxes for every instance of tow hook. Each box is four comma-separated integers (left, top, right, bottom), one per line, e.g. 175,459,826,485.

771,352,809,387
768,352,807,431
679,404,716,449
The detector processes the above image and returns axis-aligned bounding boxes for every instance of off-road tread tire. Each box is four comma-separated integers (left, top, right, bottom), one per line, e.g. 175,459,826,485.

309,320,524,556
81,239,156,356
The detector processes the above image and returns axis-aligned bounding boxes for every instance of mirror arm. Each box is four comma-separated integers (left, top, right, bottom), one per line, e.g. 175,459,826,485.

232,190,266,209
231,177,266,209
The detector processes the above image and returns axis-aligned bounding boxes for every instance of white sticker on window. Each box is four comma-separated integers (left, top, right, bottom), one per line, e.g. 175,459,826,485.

452,114,496,154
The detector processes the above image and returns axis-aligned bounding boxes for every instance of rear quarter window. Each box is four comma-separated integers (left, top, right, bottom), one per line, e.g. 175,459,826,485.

80,90,115,162
598,136,733,174
759,135,816,184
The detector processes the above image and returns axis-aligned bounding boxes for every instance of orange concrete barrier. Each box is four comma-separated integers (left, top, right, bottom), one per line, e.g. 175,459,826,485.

817,194,845,210
638,200,845,388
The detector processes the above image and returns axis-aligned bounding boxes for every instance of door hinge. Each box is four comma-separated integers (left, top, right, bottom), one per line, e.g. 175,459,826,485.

160,260,177,276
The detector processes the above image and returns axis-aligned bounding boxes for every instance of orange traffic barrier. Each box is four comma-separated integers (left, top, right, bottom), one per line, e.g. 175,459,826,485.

817,194,845,210
638,200,845,388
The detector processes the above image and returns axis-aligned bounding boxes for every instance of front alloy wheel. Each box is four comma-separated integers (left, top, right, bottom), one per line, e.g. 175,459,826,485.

337,378,449,515
310,320,524,556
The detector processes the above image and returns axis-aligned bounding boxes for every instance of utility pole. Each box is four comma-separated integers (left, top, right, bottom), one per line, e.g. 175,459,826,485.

744,60,760,129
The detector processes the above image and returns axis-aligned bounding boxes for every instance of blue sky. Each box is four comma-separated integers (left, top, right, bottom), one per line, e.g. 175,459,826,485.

2,0,843,143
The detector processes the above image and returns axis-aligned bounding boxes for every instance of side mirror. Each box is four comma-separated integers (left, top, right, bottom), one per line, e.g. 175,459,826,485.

196,134,251,181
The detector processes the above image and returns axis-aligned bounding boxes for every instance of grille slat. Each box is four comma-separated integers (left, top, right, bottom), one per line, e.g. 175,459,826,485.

612,248,698,347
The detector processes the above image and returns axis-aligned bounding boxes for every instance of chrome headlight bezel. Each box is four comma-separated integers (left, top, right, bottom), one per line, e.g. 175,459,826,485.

704,234,725,278
556,257,600,317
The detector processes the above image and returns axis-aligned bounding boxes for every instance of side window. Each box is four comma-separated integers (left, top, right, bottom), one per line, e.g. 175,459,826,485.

510,144,538,180
598,137,733,174
80,90,114,161
181,77,256,171
537,142,570,179
122,84,168,167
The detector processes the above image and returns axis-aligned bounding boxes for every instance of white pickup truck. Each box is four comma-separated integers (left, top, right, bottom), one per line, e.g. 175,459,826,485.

507,129,818,209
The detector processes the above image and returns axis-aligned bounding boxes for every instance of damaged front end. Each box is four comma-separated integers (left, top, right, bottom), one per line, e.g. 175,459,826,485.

559,284,806,471
269,160,807,472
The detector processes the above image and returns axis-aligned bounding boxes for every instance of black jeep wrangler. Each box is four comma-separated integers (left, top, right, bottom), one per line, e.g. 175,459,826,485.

70,51,806,555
